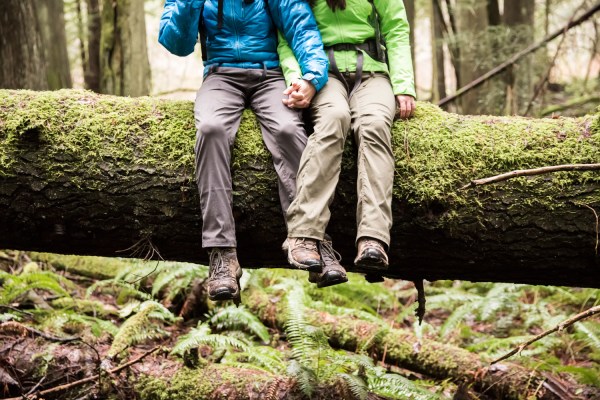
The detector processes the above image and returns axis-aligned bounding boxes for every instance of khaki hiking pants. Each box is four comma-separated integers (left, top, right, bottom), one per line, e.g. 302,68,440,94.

286,72,396,246
194,67,307,248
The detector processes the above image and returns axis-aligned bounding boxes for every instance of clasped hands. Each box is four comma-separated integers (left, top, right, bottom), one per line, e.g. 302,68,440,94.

283,80,415,119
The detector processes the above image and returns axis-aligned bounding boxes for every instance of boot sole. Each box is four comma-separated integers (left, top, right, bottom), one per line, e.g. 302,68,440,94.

316,273,348,288
354,258,389,270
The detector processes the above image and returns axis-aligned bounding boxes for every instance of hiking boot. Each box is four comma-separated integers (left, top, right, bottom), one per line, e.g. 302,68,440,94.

354,237,389,270
283,237,323,272
308,236,347,288
207,247,243,303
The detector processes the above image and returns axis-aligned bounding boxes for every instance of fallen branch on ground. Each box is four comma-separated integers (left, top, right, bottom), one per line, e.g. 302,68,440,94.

491,305,600,365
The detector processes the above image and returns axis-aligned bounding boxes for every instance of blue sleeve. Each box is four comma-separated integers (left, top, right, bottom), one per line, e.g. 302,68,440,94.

158,0,204,57
268,0,328,92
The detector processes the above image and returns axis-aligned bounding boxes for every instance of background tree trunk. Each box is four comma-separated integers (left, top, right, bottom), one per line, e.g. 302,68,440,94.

100,0,151,96
431,0,447,102
86,0,102,92
34,0,72,89
456,1,490,114
503,0,535,115
0,1,49,90
0,90,599,288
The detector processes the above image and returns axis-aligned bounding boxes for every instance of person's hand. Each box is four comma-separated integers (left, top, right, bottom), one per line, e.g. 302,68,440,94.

282,79,316,109
395,94,415,119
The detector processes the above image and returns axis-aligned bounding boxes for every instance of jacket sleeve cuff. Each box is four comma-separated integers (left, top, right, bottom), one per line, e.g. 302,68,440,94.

302,73,325,92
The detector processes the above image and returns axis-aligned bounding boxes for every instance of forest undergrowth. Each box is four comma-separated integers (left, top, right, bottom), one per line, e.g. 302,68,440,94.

0,250,599,400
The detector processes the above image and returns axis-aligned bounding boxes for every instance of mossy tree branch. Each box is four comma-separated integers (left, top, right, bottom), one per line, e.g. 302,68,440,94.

1,90,599,287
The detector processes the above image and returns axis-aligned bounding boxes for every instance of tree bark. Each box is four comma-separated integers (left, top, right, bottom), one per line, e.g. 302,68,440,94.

455,1,491,114
0,1,49,90
86,0,102,92
100,0,151,96
34,0,72,90
431,0,447,102
503,0,535,115
0,90,599,288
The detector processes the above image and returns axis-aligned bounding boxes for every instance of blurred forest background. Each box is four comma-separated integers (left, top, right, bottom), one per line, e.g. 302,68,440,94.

1,0,599,116
1,1,600,399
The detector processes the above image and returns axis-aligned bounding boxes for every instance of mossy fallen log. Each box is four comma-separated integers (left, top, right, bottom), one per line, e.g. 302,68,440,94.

1,89,599,287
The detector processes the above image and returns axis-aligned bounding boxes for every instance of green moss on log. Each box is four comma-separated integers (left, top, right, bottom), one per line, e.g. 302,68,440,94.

136,365,298,400
1,89,598,228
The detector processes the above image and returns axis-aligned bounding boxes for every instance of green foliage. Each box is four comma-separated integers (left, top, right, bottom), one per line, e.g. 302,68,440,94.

108,300,178,358
222,345,287,374
207,305,270,343
368,369,442,400
88,260,208,305
171,322,248,358
0,268,73,304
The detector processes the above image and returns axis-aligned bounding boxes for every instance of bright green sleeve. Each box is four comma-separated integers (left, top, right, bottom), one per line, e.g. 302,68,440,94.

374,0,416,98
277,31,302,88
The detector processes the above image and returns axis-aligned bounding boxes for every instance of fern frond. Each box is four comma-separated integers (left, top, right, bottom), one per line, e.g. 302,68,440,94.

0,271,72,304
171,322,248,357
108,300,177,357
288,359,317,399
368,370,442,400
338,373,368,400
575,322,600,352
222,345,286,374
439,303,473,338
308,300,383,323
151,262,208,301
86,280,152,302
207,305,270,343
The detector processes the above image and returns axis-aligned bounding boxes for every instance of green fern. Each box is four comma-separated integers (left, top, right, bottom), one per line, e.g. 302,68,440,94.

171,321,248,357
0,270,73,304
108,300,178,357
150,262,208,301
207,305,270,343
86,279,152,303
287,359,317,399
222,345,287,374
36,309,119,338
338,373,368,400
368,369,442,400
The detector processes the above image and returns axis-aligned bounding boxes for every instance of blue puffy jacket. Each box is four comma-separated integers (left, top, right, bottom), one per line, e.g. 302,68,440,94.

159,0,328,91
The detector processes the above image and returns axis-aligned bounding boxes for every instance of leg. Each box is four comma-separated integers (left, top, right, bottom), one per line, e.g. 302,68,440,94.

250,69,307,215
349,73,396,267
286,76,352,240
195,70,248,302
194,72,246,249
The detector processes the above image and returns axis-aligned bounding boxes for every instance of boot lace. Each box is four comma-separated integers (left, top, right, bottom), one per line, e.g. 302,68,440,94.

209,249,233,279
320,240,342,264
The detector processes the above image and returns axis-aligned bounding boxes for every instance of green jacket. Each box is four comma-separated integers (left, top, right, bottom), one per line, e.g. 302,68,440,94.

279,0,416,98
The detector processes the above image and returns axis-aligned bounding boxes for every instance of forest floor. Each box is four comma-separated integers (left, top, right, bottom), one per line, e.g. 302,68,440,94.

0,250,599,400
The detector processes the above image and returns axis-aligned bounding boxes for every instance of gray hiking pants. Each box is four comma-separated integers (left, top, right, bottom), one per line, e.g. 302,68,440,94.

194,67,307,248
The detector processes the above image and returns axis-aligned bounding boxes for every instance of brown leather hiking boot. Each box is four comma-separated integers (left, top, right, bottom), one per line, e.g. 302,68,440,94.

308,236,347,288
207,248,243,303
354,237,389,270
283,237,323,272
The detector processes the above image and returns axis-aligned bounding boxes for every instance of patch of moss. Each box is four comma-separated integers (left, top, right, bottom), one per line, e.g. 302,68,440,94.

30,252,128,279
136,365,278,400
